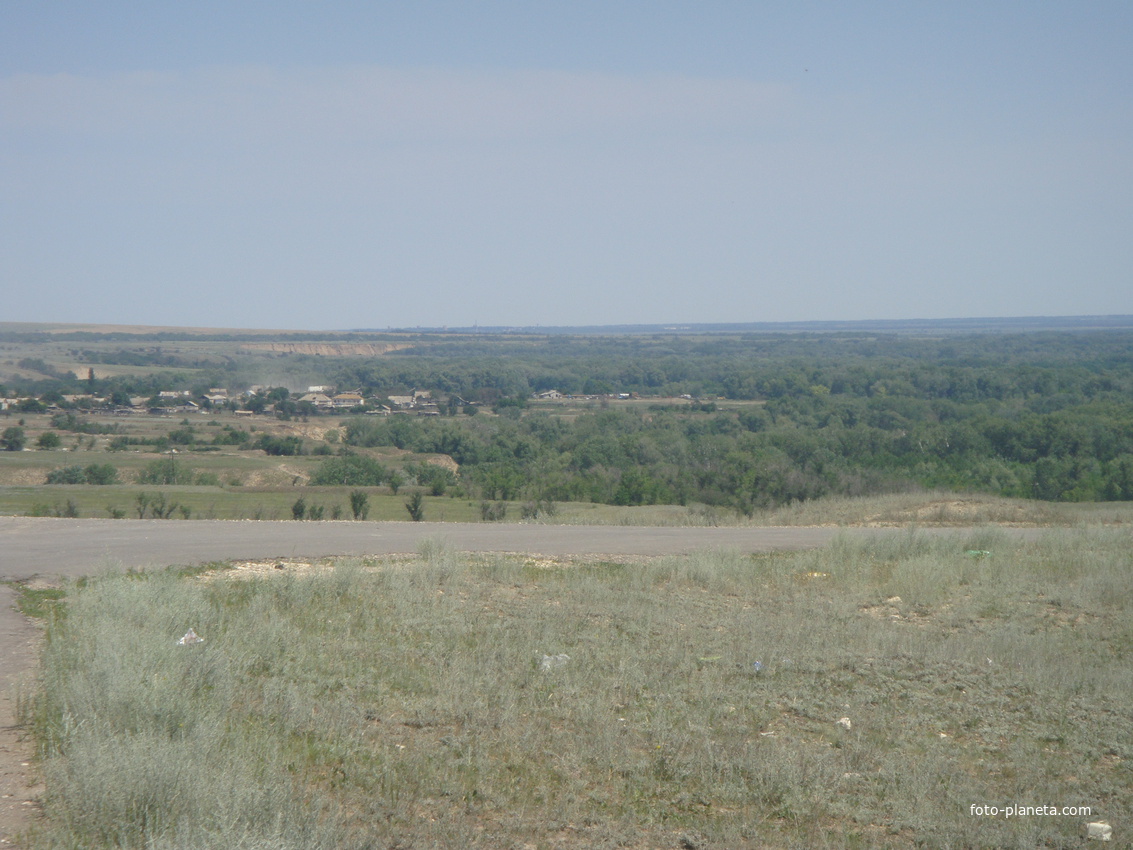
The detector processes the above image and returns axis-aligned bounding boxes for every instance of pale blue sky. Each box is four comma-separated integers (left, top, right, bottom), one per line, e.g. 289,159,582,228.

2,2,1130,329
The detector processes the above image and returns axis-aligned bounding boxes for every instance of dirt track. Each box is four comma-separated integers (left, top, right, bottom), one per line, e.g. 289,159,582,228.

0,517,1045,846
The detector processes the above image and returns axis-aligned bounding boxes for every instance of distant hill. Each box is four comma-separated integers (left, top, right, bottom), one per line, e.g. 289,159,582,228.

360,315,1133,336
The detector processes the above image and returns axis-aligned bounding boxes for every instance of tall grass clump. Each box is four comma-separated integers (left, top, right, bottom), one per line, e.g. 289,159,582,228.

27,529,1133,848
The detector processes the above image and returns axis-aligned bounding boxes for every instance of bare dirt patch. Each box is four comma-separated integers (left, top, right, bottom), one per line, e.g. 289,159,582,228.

862,497,1045,526
0,470,47,488
0,586,47,848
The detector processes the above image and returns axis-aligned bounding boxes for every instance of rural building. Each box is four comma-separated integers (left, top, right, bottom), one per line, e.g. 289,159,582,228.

298,392,334,410
332,392,364,409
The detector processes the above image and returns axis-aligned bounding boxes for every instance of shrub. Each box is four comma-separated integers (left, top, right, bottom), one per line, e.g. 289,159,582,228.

407,462,457,496
349,490,370,520
310,455,389,487
254,434,303,456
36,431,62,449
84,464,118,485
405,492,425,521
137,459,194,485
211,426,249,446
521,499,558,520
167,425,196,445
1,426,25,452
46,466,87,485
135,492,179,519
388,470,403,494
480,500,508,521
50,412,118,435
45,463,120,485
31,499,80,518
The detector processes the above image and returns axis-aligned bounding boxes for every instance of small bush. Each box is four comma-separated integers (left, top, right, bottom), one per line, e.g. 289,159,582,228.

521,499,558,520
46,466,87,485
405,492,425,521
349,490,370,520
480,500,508,521
84,463,119,485
132,492,179,519
36,431,62,450
29,499,81,518
211,425,250,446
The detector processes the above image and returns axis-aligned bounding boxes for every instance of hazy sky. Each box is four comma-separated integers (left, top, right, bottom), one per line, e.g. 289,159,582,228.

3,2,1130,330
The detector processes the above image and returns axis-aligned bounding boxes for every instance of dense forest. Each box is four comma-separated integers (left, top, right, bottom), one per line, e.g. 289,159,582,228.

5,328,1133,511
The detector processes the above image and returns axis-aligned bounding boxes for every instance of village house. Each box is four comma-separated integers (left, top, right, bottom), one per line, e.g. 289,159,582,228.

331,392,365,409
298,392,334,410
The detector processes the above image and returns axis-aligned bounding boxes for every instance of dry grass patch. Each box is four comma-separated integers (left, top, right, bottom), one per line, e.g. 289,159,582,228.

22,531,1133,848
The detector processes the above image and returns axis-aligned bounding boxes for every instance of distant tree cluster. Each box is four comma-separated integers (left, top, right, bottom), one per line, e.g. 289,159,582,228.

334,388,1133,511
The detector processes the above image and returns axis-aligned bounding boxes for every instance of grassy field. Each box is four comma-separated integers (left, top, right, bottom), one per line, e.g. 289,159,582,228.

18,529,1131,848
0,410,476,521
6,408,1133,527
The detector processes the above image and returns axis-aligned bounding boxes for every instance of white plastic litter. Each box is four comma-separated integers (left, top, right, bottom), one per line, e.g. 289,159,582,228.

836,717,852,731
177,628,204,646
539,653,570,671
1087,822,1112,841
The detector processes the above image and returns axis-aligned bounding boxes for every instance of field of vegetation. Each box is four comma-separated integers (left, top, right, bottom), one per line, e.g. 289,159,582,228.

4,321,1133,523
19,529,1131,848
6,322,1132,847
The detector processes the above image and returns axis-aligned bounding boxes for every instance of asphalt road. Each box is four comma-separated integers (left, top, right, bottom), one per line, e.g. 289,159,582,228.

0,516,854,579
0,516,1050,581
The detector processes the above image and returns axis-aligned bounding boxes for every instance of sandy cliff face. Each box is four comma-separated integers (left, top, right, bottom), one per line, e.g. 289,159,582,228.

238,343,411,356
